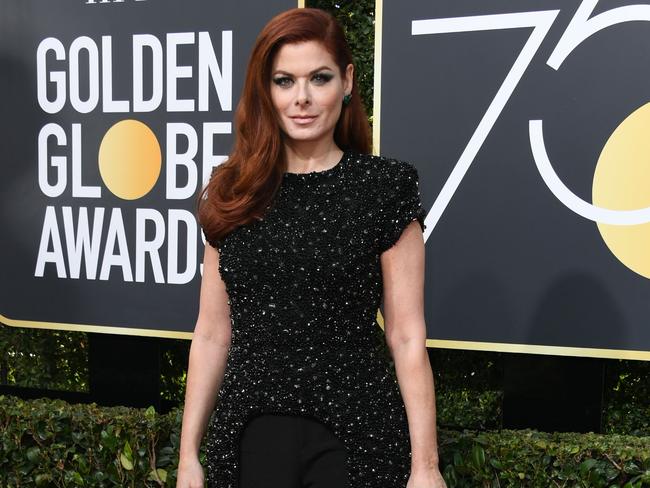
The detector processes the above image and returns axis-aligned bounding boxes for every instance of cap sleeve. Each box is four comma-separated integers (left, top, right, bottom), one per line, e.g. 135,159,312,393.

376,161,427,254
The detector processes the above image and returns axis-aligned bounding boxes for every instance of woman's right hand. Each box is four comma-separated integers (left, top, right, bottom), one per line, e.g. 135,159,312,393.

176,456,205,488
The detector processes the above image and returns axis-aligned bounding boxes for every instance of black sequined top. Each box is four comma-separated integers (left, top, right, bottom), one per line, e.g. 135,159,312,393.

202,150,427,487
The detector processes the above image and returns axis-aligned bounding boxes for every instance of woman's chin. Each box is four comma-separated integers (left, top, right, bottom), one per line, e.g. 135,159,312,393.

283,132,326,143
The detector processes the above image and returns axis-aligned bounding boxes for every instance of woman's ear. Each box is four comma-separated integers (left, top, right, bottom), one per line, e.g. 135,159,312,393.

344,63,354,95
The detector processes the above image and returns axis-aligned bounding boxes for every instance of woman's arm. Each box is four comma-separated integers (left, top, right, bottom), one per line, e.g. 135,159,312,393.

380,220,443,480
178,243,232,462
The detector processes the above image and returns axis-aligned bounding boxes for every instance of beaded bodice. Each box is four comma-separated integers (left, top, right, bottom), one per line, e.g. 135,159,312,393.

202,150,426,487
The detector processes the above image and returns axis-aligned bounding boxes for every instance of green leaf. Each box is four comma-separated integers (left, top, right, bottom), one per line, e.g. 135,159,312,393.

145,405,156,420
580,458,598,477
148,468,168,483
72,471,84,485
26,446,40,463
471,444,486,469
453,451,463,467
34,474,52,486
123,439,133,459
489,458,503,470
120,452,133,471
92,471,106,482
624,462,642,475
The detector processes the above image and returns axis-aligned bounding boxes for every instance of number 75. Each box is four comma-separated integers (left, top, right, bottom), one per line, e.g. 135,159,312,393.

411,0,650,237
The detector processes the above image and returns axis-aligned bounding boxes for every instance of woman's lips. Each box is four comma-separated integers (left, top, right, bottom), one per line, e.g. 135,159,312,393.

290,115,317,124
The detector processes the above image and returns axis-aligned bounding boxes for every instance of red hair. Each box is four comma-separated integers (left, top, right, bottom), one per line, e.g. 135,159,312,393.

196,7,371,247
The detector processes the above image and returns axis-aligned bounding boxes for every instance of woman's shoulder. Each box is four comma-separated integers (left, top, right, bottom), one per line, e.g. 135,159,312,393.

347,151,419,185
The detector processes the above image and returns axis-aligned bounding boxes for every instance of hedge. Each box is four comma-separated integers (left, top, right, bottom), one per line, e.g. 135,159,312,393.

2,395,649,487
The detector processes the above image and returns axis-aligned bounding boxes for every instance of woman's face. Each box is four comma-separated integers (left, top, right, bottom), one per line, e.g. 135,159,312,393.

270,40,353,148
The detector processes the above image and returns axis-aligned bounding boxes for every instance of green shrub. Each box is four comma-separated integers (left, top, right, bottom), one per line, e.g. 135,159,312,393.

604,402,650,437
0,325,88,392
0,395,186,487
440,429,650,488
437,389,502,431
3,395,649,487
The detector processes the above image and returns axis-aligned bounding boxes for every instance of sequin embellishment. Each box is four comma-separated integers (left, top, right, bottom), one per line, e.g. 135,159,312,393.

202,150,427,487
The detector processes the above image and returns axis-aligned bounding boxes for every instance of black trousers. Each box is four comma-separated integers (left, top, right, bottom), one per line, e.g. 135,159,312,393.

239,413,349,488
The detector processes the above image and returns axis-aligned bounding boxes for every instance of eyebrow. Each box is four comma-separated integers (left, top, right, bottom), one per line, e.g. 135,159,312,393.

272,65,334,76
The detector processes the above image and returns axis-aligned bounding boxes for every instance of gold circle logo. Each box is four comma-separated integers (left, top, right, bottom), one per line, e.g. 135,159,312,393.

98,119,161,200
593,102,650,279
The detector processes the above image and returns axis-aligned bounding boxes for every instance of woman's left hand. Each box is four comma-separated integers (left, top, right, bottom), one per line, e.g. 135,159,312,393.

406,467,448,488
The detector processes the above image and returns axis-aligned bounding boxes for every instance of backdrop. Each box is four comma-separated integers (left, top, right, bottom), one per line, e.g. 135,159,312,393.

0,0,299,337
376,0,650,360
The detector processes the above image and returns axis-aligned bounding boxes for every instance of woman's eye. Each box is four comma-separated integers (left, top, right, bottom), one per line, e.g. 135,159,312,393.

312,73,333,84
272,77,293,87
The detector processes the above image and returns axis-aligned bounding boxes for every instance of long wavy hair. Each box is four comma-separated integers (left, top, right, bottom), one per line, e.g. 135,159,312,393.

196,7,371,247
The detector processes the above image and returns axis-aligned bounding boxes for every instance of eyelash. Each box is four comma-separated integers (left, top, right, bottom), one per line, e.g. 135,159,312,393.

272,73,334,87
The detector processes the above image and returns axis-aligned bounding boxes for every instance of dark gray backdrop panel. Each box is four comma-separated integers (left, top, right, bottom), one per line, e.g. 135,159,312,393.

0,0,298,334
379,0,650,354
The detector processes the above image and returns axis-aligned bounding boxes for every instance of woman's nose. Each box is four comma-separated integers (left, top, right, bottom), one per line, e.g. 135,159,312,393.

295,80,311,105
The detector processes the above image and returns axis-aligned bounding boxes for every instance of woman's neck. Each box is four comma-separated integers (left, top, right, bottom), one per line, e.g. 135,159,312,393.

283,141,343,173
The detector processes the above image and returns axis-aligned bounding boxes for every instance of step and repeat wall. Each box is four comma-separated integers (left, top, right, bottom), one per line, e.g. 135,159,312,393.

0,0,300,337
2,0,649,360
376,0,650,359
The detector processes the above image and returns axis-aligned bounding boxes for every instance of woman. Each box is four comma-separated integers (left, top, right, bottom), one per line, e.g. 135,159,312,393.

177,7,446,488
